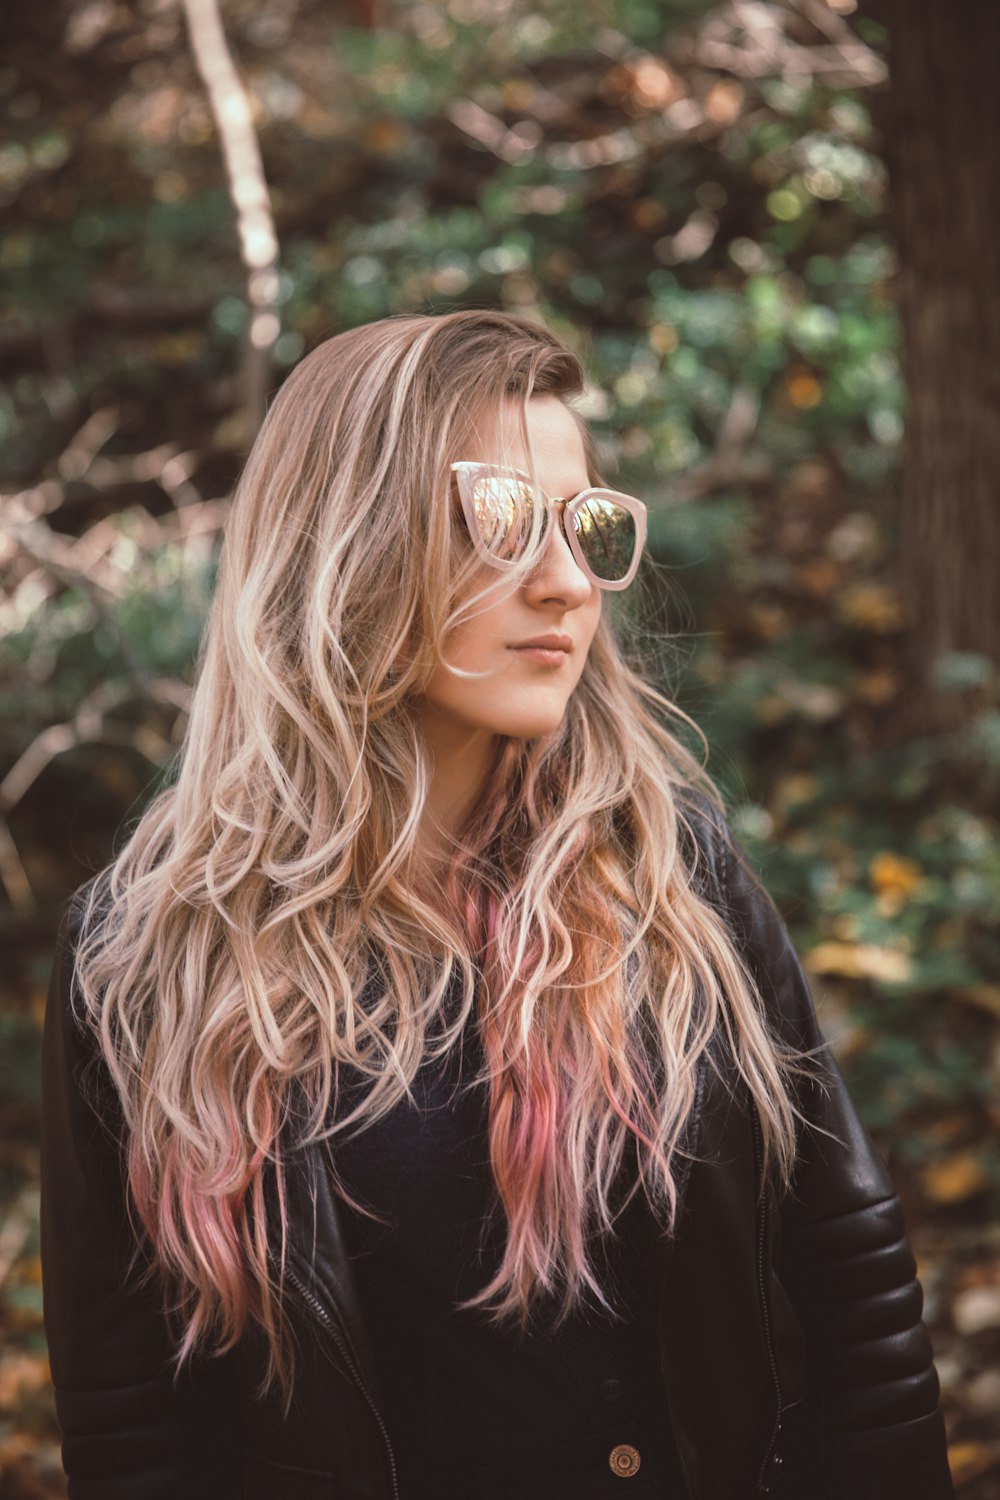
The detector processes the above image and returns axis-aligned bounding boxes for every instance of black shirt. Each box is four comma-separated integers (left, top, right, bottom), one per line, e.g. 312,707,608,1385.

329,972,680,1499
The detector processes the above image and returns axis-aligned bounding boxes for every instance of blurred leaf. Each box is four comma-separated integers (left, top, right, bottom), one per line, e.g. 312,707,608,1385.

946,1443,999,1487
922,1154,991,1205
804,941,912,984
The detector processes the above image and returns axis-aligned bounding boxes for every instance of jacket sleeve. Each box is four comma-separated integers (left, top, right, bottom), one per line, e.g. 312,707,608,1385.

40,886,240,1499
713,816,955,1500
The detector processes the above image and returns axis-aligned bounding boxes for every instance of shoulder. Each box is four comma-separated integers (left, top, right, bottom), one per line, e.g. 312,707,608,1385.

44,870,121,1131
51,868,117,1008
47,873,110,1043
61,868,112,947
673,785,827,1050
672,784,733,906
673,784,783,944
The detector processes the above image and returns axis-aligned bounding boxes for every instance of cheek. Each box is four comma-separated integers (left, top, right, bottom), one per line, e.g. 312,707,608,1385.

425,630,502,704
447,590,517,664
583,597,603,647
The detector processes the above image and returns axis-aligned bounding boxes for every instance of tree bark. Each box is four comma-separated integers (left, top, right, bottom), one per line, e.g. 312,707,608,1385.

868,0,1000,727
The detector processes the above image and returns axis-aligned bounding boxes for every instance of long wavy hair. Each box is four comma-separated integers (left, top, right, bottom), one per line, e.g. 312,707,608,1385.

70,308,820,1401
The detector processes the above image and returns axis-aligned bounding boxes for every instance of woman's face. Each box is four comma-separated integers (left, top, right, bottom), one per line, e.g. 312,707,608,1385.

417,394,603,749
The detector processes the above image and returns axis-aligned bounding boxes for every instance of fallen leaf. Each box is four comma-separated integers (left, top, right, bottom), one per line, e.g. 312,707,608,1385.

839,582,905,632
946,1442,998,1486
0,1350,51,1406
922,1153,991,1206
869,851,923,896
805,941,912,984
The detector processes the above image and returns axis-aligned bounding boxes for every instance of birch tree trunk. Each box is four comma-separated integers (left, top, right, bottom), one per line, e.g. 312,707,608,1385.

181,0,280,444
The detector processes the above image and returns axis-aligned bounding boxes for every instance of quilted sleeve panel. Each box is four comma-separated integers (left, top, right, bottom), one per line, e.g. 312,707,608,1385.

706,810,955,1500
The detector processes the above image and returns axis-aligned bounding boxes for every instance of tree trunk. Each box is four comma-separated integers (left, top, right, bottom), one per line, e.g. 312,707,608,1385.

868,0,1000,729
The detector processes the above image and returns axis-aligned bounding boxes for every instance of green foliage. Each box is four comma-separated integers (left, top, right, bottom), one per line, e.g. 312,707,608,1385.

0,1014,40,1109
0,541,216,765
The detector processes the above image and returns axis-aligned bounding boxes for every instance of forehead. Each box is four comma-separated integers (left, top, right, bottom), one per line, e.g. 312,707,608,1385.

473,395,590,496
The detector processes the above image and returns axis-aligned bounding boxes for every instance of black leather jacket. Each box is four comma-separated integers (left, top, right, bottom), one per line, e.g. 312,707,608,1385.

40,802,955,1500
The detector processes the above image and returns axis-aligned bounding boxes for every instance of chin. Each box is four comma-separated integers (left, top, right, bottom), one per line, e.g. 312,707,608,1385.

492,708,568,739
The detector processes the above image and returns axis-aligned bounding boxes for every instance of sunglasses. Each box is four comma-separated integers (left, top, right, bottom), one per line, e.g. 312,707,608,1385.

450,461,647,592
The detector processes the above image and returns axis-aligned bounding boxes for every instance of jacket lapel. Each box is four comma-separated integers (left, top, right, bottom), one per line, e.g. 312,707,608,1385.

270,1094,386,1406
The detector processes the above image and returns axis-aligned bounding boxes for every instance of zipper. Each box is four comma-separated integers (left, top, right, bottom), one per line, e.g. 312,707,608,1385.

652,1052,709,1500
751,1105,783,1495
284,1261,400,1500
654,1239,695,1500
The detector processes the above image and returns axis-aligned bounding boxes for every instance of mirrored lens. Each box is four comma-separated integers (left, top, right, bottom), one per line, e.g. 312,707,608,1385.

572,497,637,582
469,474,546,560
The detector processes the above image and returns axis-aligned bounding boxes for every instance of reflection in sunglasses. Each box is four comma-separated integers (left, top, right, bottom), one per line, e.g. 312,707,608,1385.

472,477,538,560
574,500,636,581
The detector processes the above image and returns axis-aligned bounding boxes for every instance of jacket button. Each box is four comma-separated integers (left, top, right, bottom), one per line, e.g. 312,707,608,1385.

601,1378,624,1402
609,1444,641,1478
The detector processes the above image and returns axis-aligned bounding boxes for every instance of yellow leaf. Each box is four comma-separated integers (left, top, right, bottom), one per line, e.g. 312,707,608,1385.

946,1442,998,1486
16,1253,43,1285
839,583,905,632
870,851,923,896
499,79,540,111
922,1153,990,1205
704,79,744,124
787,371,823,409
805,941,912,984
773,773,819,812
648,320,678,355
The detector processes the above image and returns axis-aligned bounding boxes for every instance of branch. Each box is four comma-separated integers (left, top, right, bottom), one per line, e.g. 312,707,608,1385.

0,414,227,913
0,821,33,916
181,0,281,441
0,682,185,914
671,0,887,88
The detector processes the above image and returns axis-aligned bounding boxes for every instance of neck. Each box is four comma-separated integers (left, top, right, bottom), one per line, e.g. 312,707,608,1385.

411,716,500,880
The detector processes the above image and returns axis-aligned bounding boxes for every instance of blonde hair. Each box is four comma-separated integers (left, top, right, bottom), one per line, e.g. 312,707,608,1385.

70,309,818,1401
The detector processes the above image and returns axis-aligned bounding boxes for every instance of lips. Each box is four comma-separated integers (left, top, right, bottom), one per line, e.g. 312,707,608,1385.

510,634,573,652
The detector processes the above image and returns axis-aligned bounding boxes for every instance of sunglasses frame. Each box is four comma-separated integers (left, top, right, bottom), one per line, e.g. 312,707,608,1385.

450,461,647,593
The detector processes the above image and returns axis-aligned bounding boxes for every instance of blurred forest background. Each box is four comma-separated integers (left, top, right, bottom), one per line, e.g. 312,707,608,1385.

1,0,998,1493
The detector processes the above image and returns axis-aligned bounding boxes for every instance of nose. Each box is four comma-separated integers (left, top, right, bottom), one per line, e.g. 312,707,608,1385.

522,503,593,607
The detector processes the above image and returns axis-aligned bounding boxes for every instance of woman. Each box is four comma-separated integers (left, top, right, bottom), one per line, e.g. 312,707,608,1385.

41,309,954,1500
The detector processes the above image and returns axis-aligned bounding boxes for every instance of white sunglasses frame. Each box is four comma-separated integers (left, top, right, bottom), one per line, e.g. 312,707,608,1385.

449,461,647,593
